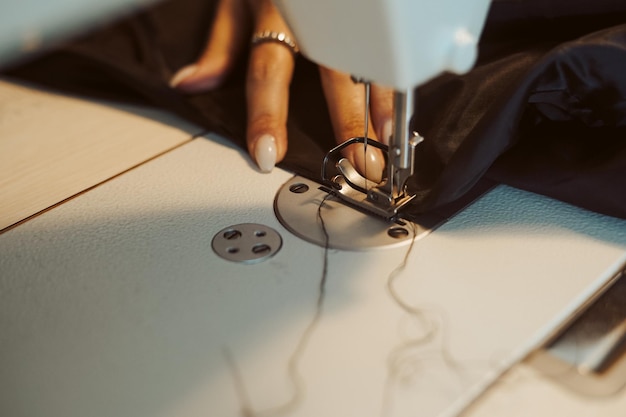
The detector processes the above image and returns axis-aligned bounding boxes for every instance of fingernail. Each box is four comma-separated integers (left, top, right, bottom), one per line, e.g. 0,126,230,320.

353,144,384,183
254,134,277,173
169,64,199,88
381,119,393,145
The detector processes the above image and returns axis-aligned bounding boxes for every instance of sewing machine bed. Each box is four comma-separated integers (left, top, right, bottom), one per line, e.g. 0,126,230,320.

1,85,625,416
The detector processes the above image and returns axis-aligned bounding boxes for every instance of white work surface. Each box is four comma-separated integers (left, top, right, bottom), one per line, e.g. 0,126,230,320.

1,98,626,417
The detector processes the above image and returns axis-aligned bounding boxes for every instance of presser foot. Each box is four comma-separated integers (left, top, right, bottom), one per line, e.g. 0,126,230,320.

321,137,415,221
324,173,416,222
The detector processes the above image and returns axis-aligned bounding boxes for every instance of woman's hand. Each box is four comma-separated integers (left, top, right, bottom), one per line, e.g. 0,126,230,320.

170,0,392,183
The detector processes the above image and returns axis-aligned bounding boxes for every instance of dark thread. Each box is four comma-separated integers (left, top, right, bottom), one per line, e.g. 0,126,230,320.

225,193,333,417
226,196,490,417
260,193,332,415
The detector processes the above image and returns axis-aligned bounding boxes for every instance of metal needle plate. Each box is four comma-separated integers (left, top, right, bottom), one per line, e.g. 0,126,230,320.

274,176,441,251
212,223,282,263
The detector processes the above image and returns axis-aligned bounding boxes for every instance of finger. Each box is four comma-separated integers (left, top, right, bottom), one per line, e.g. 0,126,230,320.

246,0,296,172
319,67,385,183
170,0,250,91
371,84,394,145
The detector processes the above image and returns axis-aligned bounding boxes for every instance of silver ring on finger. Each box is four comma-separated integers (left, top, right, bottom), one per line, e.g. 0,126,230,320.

251,30,299,57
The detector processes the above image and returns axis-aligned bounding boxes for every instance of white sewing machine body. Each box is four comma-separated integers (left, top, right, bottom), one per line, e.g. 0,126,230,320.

275,0,491,89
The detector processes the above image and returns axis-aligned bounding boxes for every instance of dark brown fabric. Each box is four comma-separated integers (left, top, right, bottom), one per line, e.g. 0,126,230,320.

5,0,626,219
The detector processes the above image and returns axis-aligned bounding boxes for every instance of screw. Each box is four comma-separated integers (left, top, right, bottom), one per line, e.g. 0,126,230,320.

289,183,309,194
388,226,409,239
252,244,271,255
223,229,242,240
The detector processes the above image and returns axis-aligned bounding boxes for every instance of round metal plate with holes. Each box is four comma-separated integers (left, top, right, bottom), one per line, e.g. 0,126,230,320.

212,223,282,264
274,176,431,251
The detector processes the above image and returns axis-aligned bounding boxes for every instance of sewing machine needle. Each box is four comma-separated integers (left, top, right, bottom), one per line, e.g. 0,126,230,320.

363,81,370,190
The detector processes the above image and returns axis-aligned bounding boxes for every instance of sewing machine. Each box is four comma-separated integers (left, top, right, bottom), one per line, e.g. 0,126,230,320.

271,0,493,249
1,1,625,417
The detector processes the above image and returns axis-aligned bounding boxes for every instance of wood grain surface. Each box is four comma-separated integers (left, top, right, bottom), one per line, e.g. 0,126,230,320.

0,78,202,232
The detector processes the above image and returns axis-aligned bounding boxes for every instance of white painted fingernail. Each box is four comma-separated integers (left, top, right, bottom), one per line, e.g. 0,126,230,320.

169,64,198,88
381,119,393,145
254,134,277,173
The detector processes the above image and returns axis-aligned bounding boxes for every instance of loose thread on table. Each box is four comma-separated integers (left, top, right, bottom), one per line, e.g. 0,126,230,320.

223,346,255,417
225,193,333,417
380,222,471,417
260,192,332,416
225,193,479,417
